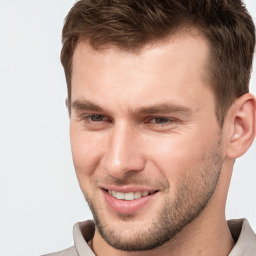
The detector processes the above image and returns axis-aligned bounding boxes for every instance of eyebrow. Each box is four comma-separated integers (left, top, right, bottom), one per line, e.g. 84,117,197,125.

71,100,104,112
134,104,193,115
71,99,193,115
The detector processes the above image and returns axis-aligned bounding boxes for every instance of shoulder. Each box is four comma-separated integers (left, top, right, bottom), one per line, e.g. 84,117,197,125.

42,220,95,256
42,246,78,256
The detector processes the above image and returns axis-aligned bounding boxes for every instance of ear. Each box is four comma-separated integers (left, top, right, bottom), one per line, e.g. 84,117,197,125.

225,93,256,159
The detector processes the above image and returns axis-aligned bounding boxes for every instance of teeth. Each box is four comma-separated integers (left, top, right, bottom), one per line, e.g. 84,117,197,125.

124,192,134,201
134,191,142,199
108,190,154,200
142,191,149,196
115,192,125,200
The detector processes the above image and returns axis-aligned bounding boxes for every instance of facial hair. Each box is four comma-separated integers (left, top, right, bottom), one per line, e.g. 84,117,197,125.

83,135,223,251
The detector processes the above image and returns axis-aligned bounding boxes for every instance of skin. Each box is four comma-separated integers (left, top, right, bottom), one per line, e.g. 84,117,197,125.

69,33,256,256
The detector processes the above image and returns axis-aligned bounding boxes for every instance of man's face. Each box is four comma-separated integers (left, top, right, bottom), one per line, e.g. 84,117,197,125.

70,34,224,251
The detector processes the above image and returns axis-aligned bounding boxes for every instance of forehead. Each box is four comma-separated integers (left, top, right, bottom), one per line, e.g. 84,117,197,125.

73,32,210,69
71,33,213,115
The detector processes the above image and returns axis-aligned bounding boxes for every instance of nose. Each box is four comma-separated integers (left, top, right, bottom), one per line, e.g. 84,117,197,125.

101,121,146,179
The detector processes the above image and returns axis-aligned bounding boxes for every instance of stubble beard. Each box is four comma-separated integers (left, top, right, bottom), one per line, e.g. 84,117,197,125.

82,136,223,252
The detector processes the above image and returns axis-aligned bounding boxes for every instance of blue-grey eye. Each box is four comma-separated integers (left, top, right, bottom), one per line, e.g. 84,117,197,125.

90,115,105,121
153,117,170,124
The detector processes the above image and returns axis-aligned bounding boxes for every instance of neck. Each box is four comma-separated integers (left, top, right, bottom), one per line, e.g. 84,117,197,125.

92,212,234,256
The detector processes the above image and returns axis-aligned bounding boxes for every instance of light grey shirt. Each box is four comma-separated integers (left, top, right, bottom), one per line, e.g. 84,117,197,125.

43,219,256,256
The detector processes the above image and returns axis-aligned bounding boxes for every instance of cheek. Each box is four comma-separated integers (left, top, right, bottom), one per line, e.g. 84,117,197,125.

145,131,215,183
70,124,104,178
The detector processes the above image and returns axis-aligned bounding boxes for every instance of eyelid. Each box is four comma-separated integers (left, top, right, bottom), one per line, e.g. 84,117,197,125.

147,116,177,123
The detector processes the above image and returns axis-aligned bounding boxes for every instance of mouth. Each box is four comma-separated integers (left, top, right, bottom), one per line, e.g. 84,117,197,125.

107,190,157,200
103,188,159,215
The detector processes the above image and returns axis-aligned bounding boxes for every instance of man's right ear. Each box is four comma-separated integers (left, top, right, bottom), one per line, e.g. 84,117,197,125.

225,93,256,159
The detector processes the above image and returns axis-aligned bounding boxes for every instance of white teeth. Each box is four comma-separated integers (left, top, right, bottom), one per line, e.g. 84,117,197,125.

124,192,134,201
134,191,141,199
115,192,125,200
108,190,154,200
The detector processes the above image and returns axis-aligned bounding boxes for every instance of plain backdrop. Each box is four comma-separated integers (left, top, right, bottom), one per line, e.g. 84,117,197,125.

0,1,256,255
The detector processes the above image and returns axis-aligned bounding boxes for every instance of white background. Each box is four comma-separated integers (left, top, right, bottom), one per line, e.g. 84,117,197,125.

0,1,255,255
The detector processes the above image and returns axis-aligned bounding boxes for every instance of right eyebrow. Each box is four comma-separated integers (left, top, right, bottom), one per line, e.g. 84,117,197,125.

71,99,104,112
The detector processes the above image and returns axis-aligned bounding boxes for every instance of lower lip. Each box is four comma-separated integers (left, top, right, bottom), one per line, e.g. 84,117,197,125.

103,190,156,215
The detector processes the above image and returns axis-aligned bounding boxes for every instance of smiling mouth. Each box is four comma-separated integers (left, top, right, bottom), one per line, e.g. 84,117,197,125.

107,190,158,200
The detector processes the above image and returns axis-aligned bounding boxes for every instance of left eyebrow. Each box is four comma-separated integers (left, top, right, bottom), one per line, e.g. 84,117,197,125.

134,103,194,115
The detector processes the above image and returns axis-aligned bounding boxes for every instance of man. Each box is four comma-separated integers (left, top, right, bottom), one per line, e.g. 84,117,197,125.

46,0,256,255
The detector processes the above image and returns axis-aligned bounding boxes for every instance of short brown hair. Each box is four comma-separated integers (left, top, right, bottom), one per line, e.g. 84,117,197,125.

61,0,255,125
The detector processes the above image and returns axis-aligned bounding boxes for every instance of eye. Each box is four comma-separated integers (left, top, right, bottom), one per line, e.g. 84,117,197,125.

146,116,178,131
88,114,106,122
151,117,170,124
80,114,112,131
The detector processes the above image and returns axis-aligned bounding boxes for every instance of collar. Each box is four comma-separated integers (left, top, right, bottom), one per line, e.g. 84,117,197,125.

228,219,256,255
73,219,256,256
